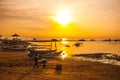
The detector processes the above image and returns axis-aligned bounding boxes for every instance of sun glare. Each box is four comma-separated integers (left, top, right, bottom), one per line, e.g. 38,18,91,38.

61,38,68,44
61,51,67,59
55,10,71,26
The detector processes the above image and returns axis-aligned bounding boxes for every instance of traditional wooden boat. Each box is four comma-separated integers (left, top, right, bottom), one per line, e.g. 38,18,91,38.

1,39,28,51
74,42,83,47
28,49,63,58
1,34,29,51
27,44,63,58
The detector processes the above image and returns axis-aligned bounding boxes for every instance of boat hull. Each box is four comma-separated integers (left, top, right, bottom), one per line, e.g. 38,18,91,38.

28,50,63,58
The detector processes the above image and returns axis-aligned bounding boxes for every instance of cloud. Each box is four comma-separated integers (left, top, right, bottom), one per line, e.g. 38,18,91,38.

0,0,120,38
0,0,54,25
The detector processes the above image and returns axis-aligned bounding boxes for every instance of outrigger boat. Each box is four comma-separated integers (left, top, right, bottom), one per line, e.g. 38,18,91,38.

28,49,63,58
74,41,83,47
27,43,63,58
1,40,28,51
1,34,29,51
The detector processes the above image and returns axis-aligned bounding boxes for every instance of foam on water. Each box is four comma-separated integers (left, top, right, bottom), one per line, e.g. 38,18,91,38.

72,54,120,66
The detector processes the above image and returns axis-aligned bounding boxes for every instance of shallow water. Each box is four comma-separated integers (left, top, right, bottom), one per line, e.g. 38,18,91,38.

31,41,120,66
31,41,120,55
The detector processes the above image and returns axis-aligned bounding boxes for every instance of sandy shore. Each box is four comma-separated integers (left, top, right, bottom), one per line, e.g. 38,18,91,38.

0,51,120,80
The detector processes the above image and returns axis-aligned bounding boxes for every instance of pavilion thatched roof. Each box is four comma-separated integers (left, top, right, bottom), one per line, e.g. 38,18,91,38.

11,33,20,37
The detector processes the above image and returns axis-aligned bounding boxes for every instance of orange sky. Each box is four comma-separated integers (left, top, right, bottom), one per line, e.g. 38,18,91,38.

0,0,120,39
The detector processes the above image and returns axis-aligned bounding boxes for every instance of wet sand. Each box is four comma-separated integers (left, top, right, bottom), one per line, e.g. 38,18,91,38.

0,51,120,80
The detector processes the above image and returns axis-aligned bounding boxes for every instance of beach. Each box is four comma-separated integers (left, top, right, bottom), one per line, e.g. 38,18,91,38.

0,0,120,79
0,51,120,80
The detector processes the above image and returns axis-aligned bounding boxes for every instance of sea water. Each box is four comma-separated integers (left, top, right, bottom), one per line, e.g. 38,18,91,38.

31,41,120,66
33,41,120,55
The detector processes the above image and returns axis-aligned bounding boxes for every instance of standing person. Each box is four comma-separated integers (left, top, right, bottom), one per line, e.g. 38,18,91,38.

33,53,39,68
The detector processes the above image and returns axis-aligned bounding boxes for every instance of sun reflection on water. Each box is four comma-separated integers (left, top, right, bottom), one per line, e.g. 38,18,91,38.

61,38,68,44
61,51,67,59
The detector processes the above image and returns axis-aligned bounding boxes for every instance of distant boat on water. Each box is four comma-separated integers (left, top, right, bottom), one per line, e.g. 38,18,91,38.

103,39,112,41
114,39,120,41
79,39,86,41
103,39,120,42
65,44,70,47
90,39,96,41
74,41,83,47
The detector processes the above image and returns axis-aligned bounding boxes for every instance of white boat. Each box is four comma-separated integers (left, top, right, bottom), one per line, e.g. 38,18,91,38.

1,34,29,51
27,44,63,58
28,50,63,58
1,40,28,51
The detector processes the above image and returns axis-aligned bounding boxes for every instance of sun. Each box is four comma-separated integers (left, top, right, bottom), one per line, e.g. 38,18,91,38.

54,10,71,26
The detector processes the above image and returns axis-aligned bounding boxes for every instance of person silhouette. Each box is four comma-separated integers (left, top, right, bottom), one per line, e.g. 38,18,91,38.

33,53,39,68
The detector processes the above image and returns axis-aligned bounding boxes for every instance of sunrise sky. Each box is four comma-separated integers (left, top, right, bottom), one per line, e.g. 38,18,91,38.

0,0,120,39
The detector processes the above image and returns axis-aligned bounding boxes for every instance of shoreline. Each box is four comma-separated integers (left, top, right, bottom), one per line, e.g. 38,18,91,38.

0,51,120,80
